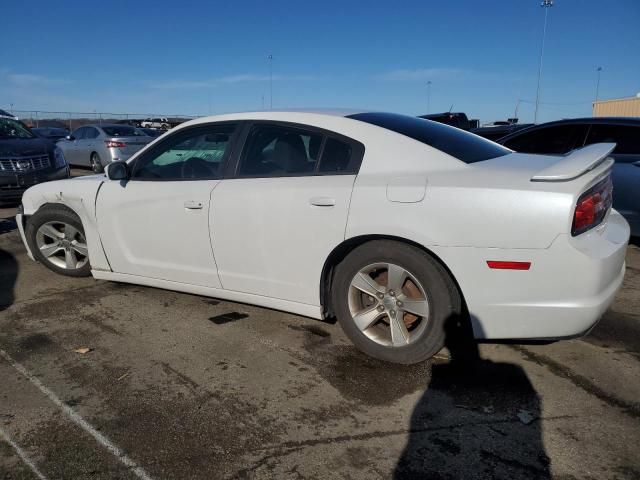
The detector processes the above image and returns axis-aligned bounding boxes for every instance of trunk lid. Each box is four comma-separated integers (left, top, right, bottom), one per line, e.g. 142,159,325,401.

107,135,152,155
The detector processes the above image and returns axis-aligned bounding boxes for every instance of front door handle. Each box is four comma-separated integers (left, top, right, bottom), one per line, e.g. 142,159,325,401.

184,200,203,210
309,196,335,207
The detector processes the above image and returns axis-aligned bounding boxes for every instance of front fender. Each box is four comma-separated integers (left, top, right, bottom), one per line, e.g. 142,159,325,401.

21,177,111,272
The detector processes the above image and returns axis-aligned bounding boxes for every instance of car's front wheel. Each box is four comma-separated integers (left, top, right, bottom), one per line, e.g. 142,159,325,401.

26,205,91,277
332,240,462,364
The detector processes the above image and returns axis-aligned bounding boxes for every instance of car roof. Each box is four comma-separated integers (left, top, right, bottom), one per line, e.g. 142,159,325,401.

194,108,367,122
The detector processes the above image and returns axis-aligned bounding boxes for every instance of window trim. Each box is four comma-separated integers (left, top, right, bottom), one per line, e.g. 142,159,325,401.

128,122,242,182
228,120,365,179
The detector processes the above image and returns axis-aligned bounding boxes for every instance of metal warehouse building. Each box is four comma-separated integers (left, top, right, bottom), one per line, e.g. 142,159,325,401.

593,94,640,117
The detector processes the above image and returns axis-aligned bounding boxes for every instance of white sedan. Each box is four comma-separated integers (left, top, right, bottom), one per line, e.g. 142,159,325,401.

16,110,629,364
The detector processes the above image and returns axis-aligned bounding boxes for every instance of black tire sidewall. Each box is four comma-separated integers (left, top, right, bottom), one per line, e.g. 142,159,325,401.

332,240,459,364
26,206,92,277
91,153,104,173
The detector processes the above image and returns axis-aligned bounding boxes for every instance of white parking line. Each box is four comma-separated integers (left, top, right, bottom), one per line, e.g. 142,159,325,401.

0,349,155,480
0,426,49,480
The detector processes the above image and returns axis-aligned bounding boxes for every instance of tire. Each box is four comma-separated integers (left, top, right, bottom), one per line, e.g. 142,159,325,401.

331,240,461,364
90,152,104,173
26,205,91,277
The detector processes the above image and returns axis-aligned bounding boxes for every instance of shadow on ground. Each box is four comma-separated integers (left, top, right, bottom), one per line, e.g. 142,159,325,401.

0,248,17,311
0,219,16,235
394,317,550,479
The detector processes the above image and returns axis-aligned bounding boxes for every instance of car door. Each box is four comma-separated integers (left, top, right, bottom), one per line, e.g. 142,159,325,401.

79,126,100,166
210,122,364,306
582,123,640,232
61,127,85,165
96,122,241,287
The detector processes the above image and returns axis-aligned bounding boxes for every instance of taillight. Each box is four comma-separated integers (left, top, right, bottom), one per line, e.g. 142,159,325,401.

105,140,126,148
571,176,613,236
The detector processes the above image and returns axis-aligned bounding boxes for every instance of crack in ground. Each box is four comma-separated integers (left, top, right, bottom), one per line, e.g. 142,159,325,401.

512,345,640,419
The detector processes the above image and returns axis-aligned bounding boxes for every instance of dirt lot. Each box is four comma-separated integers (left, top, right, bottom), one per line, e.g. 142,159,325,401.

1,189,639,479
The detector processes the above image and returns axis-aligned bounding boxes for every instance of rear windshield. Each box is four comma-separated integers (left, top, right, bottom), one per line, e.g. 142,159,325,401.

348,112,511,163
102,125,145,137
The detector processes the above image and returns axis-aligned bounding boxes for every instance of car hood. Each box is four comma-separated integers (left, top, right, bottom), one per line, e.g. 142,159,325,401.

0,137,55,157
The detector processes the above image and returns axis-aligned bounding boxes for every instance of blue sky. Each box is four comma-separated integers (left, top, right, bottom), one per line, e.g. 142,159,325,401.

2,0,639,123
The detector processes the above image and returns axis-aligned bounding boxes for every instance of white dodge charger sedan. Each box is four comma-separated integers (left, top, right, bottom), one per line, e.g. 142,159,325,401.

16,110,629,364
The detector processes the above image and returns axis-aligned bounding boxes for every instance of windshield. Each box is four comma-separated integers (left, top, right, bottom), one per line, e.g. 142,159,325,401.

348,112,511,164
0,117,36,140
102,125,145,137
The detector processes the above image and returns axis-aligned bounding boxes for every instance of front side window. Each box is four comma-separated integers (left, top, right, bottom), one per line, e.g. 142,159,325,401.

133,124,236,180
238,125,322,176
86,127,99,139
72,127,86,140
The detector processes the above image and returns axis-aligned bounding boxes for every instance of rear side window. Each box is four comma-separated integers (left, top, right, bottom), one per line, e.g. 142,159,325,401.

348,112,510,163
239,125,322,176
584,125,640,155
319,138,352,172
503,125,588,154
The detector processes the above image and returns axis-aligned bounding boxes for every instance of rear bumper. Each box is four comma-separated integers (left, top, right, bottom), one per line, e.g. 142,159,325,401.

0,166,69,203
434,210,630,340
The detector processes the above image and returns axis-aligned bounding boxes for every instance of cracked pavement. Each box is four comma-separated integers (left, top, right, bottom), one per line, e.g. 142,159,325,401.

1,193,639,479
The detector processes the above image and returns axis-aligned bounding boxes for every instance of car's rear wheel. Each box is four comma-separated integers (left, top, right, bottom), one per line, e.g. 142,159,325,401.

332,240,461,364
90,152,104,173
26,205,91,277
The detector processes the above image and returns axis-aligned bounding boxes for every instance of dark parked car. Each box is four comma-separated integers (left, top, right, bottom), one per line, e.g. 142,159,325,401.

470,122,533,141
0,116,69,204
138,127,163,137
419,112,471,130
32,127,70,141
498,117,640,236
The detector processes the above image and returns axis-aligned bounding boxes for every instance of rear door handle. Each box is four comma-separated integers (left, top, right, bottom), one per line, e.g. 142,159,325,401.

309,196,335,207
184,200,203,210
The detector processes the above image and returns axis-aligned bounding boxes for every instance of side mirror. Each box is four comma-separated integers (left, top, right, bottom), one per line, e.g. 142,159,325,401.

105,161,129,181
65,135,75,141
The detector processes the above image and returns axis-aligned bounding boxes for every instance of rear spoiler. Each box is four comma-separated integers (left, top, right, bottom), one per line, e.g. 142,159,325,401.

531,143,616,182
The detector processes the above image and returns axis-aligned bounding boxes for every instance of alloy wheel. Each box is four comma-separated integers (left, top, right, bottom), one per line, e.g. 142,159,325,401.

35,221,89,270
348,263,430,347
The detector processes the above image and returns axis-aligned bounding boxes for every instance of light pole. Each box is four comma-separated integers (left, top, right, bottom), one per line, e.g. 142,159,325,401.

267,54,273,110
595,66,603,103
426,81,432,114
534,0,554,124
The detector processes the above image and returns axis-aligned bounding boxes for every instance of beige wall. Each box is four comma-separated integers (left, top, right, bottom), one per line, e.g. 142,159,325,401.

593,96,640,117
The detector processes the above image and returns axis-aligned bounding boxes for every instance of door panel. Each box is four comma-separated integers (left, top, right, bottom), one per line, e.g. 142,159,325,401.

95,122,239,286
210,175,355,305
96,180,222,287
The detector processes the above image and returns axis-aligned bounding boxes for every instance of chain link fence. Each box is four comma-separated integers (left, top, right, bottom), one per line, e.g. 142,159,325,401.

10,110,201,131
